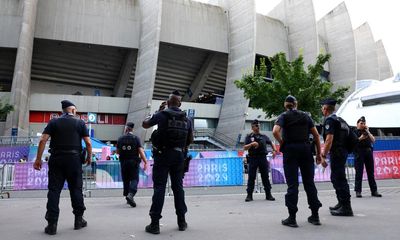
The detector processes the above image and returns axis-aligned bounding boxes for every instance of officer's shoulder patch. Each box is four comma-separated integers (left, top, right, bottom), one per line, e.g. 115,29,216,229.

325,124,330,130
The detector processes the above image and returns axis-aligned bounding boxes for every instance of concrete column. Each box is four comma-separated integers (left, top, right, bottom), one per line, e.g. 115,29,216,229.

317,2,357,93
5,0,38,137
113,50,137,97
215,0,256,145
376,40,393,80
126,0,162,142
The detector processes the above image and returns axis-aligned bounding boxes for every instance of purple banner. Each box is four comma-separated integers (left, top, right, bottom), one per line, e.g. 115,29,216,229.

0,146,30,163
14,162,49,190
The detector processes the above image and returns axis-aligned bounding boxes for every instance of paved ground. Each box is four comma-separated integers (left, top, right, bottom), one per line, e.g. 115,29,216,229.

1,179,399,240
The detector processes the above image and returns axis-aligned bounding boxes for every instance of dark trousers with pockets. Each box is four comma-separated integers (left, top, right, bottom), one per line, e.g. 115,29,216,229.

354,148,377,193
120,159,140,196
330,148,351,205
246,156,272,194
149,149,187,220
46,153,86,223
282,143,322,215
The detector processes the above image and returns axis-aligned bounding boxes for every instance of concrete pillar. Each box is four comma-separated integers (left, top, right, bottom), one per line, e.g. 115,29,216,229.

113,50,137,97
376,40,393,80
215,0,256,145
5,0,38,137
126,0,162,142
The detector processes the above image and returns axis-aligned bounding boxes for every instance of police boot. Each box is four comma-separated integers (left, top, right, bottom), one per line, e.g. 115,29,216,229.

245,193,253,202
330,203,353,217
329,202,341,211
265,192,275,201
126,193,136,207
74,216,88,230
145,219,160,234
44,222,57,235
177,215,188,231
308,210,321,226
281,213,298,228
371,191,382,197
356,191,362,198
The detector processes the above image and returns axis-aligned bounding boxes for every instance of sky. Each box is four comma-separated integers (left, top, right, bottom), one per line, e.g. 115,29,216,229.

196,0,399,76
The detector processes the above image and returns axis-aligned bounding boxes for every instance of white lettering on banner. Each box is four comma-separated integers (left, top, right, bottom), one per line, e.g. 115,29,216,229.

196,162,229,183
0,151,20,159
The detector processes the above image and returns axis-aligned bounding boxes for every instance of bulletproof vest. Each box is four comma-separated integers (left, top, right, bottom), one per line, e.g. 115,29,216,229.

355,129,373,149
281,110,310,143
247,133,267,157
323,114,347,149
159,109,189,149
118,134,139,161
49,115,82,150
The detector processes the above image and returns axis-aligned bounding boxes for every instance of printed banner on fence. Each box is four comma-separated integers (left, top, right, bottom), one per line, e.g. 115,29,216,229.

14,162,49,190
374,150,400,179
0,146,30,163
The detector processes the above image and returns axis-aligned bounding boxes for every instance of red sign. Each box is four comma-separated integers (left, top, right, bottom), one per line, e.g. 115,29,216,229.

374,150,400,179
29,111,127,125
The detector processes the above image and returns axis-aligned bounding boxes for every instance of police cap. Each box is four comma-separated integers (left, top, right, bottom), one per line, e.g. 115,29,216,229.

126,122,134,129
251,119,259,125
320,98,337,106
171,90,181,97
357,116,366,123
285,95,297,103
61,100,76,109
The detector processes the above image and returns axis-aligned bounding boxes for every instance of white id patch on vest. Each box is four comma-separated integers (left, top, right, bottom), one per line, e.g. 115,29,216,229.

325,124,330,130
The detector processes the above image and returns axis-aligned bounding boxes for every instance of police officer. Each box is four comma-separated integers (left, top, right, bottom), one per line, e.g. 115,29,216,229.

244,119,276,202
321,98,353,216
33,100,92,235
142,90,193,234
117,122,148,207
354,116,382,198
273,95,324,227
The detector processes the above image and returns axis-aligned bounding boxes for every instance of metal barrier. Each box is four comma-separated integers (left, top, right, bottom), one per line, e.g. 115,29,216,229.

0,163,14,198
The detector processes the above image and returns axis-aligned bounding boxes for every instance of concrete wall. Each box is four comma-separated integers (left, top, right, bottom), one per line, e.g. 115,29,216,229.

354,23,380,80
256,14,289,57
317,2,356,92
161,0,228,53
30,81,113,97
0,0,22,48
35,0,140,48
269,0,318,66
376,40,393,80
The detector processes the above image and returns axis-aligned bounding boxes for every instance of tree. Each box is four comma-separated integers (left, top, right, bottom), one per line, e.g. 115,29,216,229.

234,52,349,122
0,100,14,121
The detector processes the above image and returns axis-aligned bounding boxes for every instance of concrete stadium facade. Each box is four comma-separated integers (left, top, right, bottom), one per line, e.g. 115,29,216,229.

0,0,393,145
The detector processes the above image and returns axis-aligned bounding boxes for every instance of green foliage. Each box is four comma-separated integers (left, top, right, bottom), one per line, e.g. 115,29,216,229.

234,52,349,122
0,100,14,121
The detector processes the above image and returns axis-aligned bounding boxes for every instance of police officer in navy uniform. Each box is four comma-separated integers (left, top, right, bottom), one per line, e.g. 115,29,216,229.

243,119,277,202
117,122,148,207
354,116,382,198
273,95,324,227
142,90,193,234
321,98,353,216
33,100,92,235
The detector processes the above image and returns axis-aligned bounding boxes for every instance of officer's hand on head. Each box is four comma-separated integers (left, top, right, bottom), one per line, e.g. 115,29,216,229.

33,159,42,171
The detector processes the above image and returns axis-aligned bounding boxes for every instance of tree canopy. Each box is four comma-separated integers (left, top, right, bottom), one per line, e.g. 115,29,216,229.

234,52,349,122
0,100,13,121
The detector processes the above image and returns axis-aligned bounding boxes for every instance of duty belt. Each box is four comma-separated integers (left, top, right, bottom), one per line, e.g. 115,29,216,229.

50,149,80,154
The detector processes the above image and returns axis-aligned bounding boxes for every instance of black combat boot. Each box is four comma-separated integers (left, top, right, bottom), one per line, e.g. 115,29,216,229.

74,216,88,230
245,193,253,202
265,192,275,201
371,191,382,197
281,214,298,228
356,191,362,198
44,222,57,235
126,193,136,207
330,203,354,216
145,219,160,234
329,202,341,211
308,209,321,225
177,215,188,231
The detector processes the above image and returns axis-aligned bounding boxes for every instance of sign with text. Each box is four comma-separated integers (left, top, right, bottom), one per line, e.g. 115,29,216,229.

0,146,30,163
14,162,49,190
374,150,400,179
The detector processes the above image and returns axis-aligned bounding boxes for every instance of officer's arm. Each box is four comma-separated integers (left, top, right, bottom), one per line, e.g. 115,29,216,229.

243,135,257,150
33,134,50,170
272,125,283,145
322,134,333,157
365,127,376,143
310,127,321,155
138,147,148,170
83,136,92,165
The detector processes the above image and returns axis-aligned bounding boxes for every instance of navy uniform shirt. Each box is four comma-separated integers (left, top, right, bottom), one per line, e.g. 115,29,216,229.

355,129,373,149
117,133,142,161
245,133,272,157
43,113,89,150
322,114,337,140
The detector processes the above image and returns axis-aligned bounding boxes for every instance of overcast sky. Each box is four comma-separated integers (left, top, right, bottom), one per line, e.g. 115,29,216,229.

195,0,399,77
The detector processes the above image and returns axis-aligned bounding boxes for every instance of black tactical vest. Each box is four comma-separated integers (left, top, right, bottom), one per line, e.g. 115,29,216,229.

49,115,82,151
282,110,310,143
159,109,189,149
323,114,347,149
247,133,267,157
118,134,139,161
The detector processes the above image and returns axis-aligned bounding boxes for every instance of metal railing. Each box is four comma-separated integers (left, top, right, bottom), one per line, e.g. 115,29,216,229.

194,128,239,149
